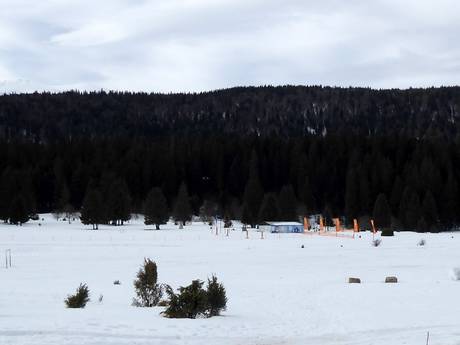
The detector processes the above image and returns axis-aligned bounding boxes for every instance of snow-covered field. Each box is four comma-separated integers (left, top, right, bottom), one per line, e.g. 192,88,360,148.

1,215,460,345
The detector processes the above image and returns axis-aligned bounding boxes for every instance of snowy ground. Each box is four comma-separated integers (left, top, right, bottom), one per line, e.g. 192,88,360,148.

1,215,460,345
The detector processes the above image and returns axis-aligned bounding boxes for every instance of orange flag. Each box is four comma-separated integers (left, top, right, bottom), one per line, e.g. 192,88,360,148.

303,217,310,232
319,216,324,232
334,218,341,232
353,219,359,232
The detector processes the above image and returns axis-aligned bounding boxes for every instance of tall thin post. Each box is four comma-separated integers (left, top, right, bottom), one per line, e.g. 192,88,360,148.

426,331,430,345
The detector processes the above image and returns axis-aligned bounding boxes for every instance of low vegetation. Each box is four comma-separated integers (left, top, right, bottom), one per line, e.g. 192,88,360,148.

163,275,227,319
65,283,90,308
132,258,166,307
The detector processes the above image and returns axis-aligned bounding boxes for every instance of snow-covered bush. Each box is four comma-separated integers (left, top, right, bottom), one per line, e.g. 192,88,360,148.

132,258,166,307
450,267,460,281
372,239,382,247
65,283,90,308
417,239,426,246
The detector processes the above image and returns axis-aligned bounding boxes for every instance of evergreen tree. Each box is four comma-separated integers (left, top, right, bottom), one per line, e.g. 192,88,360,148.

345,167,360,225
241,161,263,227
80,188,104,230
199,200,218,225
258,193,279,221
9,196,29,225
173,182,192,228
299,175,316,214
144,187,169,230
390,176,403,214
0,168,14,222
322,204,333,228
372,193,392,236
405,191,421,231
398,186,413,229
206,275,227,317
422,190,438,232
358,168,371,216
278,185,297,220
106,178,131,225
442,170,458,227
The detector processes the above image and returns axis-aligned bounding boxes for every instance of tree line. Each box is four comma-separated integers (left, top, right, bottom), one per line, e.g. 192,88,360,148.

0,132,458,232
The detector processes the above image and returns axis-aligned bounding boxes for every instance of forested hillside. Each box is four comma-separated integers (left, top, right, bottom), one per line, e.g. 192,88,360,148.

1,86,460,231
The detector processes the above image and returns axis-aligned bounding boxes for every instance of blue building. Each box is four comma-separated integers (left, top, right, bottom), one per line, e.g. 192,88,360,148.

263,221,304,233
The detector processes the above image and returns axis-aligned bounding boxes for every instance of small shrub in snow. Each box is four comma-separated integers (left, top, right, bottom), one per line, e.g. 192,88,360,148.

450,268,460,281
206,275,227,317
65,283,90,308
132,258,166,307
417,239,426,246
163,280,208,319
162,276,228,318
372,239,382,247
348,277,361,284
381,229,394,236
113,280,121,285
98,294,104,303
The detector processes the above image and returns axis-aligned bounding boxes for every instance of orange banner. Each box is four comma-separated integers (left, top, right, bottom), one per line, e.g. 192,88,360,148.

334,218,341,232
353,219,359,232
303,217,310,232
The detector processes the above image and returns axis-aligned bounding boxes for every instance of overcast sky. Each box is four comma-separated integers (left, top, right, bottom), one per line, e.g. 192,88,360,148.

0,0,459,93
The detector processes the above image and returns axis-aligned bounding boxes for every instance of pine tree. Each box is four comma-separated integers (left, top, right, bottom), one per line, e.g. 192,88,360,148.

422,190,438,232
144,187,169,230
0,168,14,222
372,193,392,236
9,196,29,225
80,188,104,230
206,275,227,317
390,176,403,214
241,173,263,227
398,186,413,229
345,167,360,225
106,179,131,225
258,193,279,221
359,168,371,216
278,185,297,220
405,191,421,231
199,200,218,225
299,175,316,214
442,170,458,227
133,258,164,307
173,182,192,229
322,204,333,228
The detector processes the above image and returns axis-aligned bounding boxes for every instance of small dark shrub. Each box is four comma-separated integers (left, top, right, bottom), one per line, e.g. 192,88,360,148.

206,275,227,317
132,258,165,307
372,239,382,247
163,280,208,319
113,280,121,285
65,283,90,308
418,239,426,246
381,229,394,236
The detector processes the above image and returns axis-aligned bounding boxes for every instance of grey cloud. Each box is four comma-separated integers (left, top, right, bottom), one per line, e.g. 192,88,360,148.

0,0,459,93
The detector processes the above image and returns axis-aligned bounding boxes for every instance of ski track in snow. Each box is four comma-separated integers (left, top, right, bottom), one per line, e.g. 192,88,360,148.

1,214,460,345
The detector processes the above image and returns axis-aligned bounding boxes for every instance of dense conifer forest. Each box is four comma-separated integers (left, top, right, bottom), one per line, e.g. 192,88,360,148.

1,85,460,231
